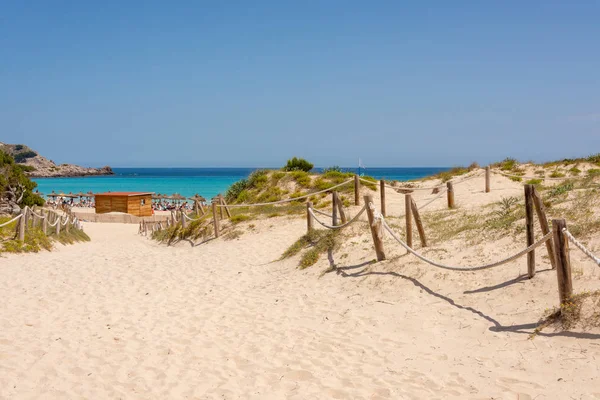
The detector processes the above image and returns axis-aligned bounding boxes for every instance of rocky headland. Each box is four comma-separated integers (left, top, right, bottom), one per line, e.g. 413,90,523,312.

0,143,113,178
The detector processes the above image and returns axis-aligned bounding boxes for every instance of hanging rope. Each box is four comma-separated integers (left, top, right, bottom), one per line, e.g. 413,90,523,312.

563,229,600,266
217,179,354,208
382,219,553,271
492,170,573,182
361,170,484,193
308,205,367,230
311,208,334,218
29,209,46,219
182,213,202,222
0,214,23,228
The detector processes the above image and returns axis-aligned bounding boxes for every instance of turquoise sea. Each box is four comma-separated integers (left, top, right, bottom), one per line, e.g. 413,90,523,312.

32,167,449,200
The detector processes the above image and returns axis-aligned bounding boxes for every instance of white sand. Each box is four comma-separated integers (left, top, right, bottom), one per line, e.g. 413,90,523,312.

2,173,600,399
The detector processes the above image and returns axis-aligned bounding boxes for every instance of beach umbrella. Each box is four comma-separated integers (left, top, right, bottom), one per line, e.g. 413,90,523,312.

188,194,206,203
65,192,79,198
47,191,58,198
171,193,185,203
75,192,87,197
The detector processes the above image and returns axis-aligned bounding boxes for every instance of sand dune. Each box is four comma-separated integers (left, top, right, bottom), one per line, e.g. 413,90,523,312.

2,173,600,399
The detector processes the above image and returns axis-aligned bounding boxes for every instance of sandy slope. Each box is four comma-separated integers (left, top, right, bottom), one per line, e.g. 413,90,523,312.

2,173,600,399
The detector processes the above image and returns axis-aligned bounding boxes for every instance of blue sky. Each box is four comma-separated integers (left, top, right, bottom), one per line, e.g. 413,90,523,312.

1,1,599,167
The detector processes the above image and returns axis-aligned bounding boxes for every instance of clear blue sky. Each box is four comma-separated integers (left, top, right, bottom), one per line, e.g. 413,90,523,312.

1,1,599,167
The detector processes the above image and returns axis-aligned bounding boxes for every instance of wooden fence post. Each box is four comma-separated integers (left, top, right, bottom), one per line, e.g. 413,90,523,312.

531,186,556,269
219,195,232,219
212,200,220,238
405,193,413,248
17,207,27,241
65,215,70,233
354,175,360,206
525,185,535,278
216,195,224,219
485,166,491,193
56,214,61,236
170,211,175,226
334,192,347,224
446,182,455,209
380,180,386,217
363,195,385,261
552,219,573,305
307,201,314,232
42,210,47,235
410,197,428,247
331,192,338,226
181,210,187,228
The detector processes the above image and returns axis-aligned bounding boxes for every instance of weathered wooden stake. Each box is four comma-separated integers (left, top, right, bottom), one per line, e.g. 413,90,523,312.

410,197,428,247
485,166,491,193
65,215,70,233
331,192,338,226
42,210,47,235
217,195,224,219
552,219,573,305
306,201,314,232
18,207,27,241
212,200,220,238
56,214,61,236
530,186,556,269
364,195,385,261
181,210,187,228
380,180,386,217
334,192,347,224
219,195,232,218
170,211,175,225
405,194,413,248
525,185,535,278
354,175,360,206
143,220,147,236
446,182,455,208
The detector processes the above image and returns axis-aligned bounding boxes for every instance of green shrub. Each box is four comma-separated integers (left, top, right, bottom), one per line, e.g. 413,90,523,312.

13,150,37,163
510,176,522,182
291,171,311,187
550,170,565,178
588,169,600,177
569,167,581,176
548,182,574,197
257,186,284,202
587,153,600,165
526,179,542,185
225,179,249,203
283,157,314,172
230,214,252,224
323,166,343,173
247,169,269,189
0,150,44,207
499,158,518,171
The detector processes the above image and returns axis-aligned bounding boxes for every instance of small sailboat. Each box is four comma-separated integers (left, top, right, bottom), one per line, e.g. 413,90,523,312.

358,158,366,176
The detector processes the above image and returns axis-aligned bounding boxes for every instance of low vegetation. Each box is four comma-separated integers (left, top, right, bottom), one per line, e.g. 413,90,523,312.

535,290,600,333
0,215,89,254
280,229,341,269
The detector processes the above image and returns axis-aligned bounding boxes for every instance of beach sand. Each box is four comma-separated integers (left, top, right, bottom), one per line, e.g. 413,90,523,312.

2,172,600,399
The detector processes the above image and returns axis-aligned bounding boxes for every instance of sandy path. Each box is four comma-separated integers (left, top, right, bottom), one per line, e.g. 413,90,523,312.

1,217,600,399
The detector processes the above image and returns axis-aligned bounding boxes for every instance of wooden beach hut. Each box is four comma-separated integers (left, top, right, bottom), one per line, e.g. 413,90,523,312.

94,192,153,217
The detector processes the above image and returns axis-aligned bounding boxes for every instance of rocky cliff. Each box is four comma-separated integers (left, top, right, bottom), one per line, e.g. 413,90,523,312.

0,143,114,178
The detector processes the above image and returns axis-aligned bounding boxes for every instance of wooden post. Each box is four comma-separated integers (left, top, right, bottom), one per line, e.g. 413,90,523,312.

65,215,70,233
170,211,175,225
410,197,428,247
219,195,232,219
42,210,47,235
56,214,61,236
212,200,220,238
525,185,535,278
181,210,187,228
354,175,360,206
334,192,347,224
18,207,27,241
531,187,556,269
485,166,491,193
331,192,338,226
217,196,224,219
446,182,455,209
363,195,385,261
307,201,314,232
380,180,386,217
552,219,573,304
194,200,199,216
405,194,413,248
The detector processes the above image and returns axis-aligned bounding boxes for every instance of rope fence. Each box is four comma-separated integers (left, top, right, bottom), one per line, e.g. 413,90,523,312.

564,229,600,266
5,206,82,242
